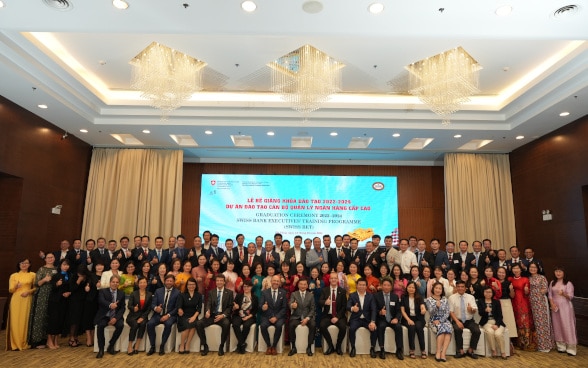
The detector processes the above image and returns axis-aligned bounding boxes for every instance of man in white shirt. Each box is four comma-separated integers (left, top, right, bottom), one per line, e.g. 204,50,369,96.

398,238,417,277
448,281,481,359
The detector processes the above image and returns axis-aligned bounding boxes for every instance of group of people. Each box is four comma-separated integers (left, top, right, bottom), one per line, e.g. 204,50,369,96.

6,232,577,361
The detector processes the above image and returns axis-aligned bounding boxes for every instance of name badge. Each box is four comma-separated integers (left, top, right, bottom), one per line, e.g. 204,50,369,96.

453,260,459,264
390,302,395,306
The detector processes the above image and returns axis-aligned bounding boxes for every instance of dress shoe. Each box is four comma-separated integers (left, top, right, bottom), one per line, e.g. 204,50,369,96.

370,347,376,358
455,351,465,358
107,345,117,355
396,351,404,360
133,349,138,354
349,347,356,357
271,346,278,355
468,352,478,359
200,344,209,356
379,349,386,359
336,346,343,355
306,347,313,356
96,350,104,359
218,347,224,356
265,347,273,355
159,349,165,356
146,346,155,356
324,346,334,355
288,347,297,356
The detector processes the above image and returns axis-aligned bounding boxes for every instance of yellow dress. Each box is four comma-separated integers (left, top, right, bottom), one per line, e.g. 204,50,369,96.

7,271,36,350
175,272,191,293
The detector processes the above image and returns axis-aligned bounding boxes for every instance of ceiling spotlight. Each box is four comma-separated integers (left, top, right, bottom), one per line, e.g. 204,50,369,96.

142,129,150,134
454,134,462,138
330,132,338,136
241,1,257,12
516,135,524,140
559,111,570,117
0,1,5,8
392,133,400,138
79,129,88,133
267,131,275,136
112,0,129,10
495,5,512,17
368,2,384,14
204,130,213,135
38,104,48,109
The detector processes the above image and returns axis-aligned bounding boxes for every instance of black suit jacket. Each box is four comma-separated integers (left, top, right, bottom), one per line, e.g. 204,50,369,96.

347,291,377,323
456,252,476,275
260,287,288,321
94,287,126,324
205,288,234,318
67,249,88,268
115,248,134,267
126,290,153,322
401,295,426,324
348,248,364,269
415,250,435,271
477,298,505,327
260,250,280,270
319,286,347,320
374,291,402,323
328,248,348,272
151,287,180,317
431,250,450,270
447,252,461,274
285,248,307,274
364,250,381,276
244,254,263,270
233,293,259,317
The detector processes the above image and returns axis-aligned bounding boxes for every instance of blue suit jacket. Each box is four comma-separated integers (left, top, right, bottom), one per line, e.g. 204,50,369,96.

94,287,126,324
151,287,180,318
260,287,288,321
347,291,377,323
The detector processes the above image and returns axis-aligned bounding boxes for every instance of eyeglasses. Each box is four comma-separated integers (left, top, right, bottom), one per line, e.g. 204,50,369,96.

20,262,30,265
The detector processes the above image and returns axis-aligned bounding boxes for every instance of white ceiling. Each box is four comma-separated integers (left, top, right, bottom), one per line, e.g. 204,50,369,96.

1,0,587,165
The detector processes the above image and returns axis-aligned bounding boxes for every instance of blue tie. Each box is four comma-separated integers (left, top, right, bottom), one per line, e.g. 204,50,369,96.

460,295,466,322
385,294,391,322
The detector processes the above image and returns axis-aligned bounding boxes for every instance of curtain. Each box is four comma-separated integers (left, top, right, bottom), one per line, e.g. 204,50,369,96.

444,153,516,249
81,148,183,245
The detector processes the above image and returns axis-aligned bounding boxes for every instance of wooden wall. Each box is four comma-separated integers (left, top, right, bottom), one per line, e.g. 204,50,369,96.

510,115,588,297
181,163,445,244
0,95,92,296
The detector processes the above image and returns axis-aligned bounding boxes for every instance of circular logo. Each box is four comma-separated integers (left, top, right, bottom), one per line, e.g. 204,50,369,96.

372,182,384,190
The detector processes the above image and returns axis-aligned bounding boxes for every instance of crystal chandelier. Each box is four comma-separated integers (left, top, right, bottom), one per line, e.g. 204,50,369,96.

268,44,344,115
406,46,482,125
130,42,206,117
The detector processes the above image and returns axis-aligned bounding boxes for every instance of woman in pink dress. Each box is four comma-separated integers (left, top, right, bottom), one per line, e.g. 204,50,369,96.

529,262,554,352
508,264,536,350
548,266,577,356
390,264,408,300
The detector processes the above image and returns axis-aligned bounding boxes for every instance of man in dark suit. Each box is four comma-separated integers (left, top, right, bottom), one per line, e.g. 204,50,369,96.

457,240,476,275
94,274,125,358
196,274,233,356
221,238,240,273
415,239,435,273
260,275,288,355
69,239,88,268
134,235,153,267
38,239,75,266
261,239,280,271
146,274,180,356
471,241,487,276
187,235,205,266
285,236,306,275
115,236,134,267
347,278,377,358
491,249,509,271
375,277,404,360
521,247,545,276
328,235,349,272
288,278,315,356
363,241,381,276
90,237,109,270
102,239,118,271
348,238,364,271
244,242,263,270
170,234,188,264
205,234,225,265
149,236,169,272
445,241,461,274
319,272,347,355
429,238,450,273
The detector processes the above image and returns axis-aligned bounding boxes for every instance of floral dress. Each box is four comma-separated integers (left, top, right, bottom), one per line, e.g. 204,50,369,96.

425,296,452,335
530,274,554,351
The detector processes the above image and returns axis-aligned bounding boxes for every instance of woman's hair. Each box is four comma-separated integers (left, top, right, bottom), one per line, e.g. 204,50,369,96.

185,277,198,292
551,266,569,286
405,281,424,305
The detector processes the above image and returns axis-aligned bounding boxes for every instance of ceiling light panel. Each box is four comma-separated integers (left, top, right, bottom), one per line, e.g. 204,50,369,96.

111,134,143,146
231,135,254,147
458,139,493,150
170,134,198,146
403,138,434,150
348,137,373,149
291,136,313,148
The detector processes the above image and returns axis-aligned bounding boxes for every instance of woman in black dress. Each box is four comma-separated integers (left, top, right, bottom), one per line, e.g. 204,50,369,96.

401,281,428,359
231,280,258,354
80,260,103,346
47,259,71,349
66,264,88,347
126,276,152,354
177,277,202,353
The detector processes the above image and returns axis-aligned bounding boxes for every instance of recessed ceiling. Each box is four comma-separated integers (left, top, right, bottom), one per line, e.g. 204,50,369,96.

0,0,587,165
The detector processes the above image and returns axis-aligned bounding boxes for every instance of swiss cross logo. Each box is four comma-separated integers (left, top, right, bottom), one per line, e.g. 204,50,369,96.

211,180,216,185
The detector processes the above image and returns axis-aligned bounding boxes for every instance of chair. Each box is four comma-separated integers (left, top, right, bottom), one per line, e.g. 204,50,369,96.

229,323,257,352
293,324,315,354
429,327,485,356
321,325,347,354
374,326,399,353
93,326,122,353
202,324,224,352
174,325,201,352
155,323,176,353
258,325,284,353
351,327,372,355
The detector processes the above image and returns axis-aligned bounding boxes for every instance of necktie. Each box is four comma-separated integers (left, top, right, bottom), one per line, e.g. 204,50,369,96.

227,250,232,259
331,289,336,315
163,289,170,315
214,247,218,257
475,253,479,266
301,292,305,301
217,290,222,313
108,290,116,317
249,255,253,266
100,249,104,255
239,248,243,258
266,253,270,263
448,253,452,262
273,290,277,303
460,295,466,322
76,250,80,255
385,293,391,322
351,250,355,258
418,253,423,264
158,250,161,260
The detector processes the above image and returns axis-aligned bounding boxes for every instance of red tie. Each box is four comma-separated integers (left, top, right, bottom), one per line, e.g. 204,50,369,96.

266,253,270,263
239,248,243,258
249,255,253,266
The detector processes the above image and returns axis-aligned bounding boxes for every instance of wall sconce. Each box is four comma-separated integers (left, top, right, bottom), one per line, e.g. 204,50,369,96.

51,205,62,215
542,209,552,221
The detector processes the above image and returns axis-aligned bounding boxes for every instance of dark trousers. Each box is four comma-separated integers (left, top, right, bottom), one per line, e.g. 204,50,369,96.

96,316,124,350
376,320,403,350
127,316,147,341
260,317,285,348
349,318,376,347
196,315,230,349
452,319,481,351
288,318,316,348
319,316,347,349
402,319,425,351
146,314,176,348
231,315,256,346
